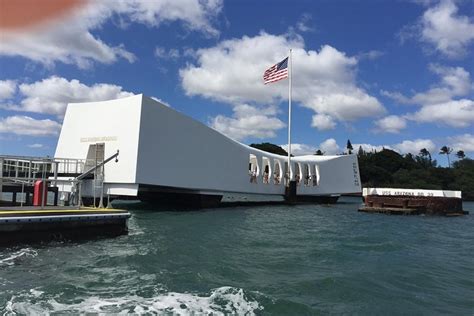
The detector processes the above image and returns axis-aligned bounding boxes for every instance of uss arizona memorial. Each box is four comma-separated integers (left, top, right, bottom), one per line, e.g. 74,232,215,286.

55,94,362,206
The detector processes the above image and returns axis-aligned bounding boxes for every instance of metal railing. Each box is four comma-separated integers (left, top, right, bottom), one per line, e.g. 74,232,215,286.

0,152,119,209
0,155,86,180
1,156,79,208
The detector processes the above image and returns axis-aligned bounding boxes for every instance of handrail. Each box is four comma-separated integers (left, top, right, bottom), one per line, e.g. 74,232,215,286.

1,156,87,178
76,150,119,181
1,151,119,208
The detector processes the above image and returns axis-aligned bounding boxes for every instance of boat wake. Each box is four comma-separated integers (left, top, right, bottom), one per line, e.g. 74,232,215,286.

0,248,38,267
3,286,263,315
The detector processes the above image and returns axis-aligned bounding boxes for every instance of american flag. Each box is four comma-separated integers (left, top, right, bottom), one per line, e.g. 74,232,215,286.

263,57,289,84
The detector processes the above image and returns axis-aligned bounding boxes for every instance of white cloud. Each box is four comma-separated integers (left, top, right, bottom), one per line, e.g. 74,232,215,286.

296,13,314,32
355,139,434,155
283,137,438,156
0,0,222,68
28,143,44,148
311,114,336,130
5,76,133,117
393,139,436,154
150,96,171,107
346,136,472,157
421,0,474,58
116,0,222,36
383,64,474,128
283,141,391,156
0,3,135,69
374,115,407,133
380,90,410,104
319,138,341,155
447,133,474,152
180,32,303,104
410,65,472,105
353,143,392,153
383,64,472,106
280,143,316,156
430,64,472,96
0,80,16,100
357,50,384,60
353,139,435,155
155,47,180,60
210,104,285,141
0,115,61,136
407,99,474,128
349,139,434,155
180,32,385,127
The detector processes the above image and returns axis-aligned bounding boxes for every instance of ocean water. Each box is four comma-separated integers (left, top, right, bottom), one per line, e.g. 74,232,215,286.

1,196,473,315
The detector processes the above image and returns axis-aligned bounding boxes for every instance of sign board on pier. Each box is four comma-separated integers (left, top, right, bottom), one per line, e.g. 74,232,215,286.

362,188,462,199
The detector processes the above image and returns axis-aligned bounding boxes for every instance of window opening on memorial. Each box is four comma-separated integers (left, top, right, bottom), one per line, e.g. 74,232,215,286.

273,159,282,185
249,154,259,184
303,164,311,186
262,157,271,184
313,164,320,186
294,162,302,185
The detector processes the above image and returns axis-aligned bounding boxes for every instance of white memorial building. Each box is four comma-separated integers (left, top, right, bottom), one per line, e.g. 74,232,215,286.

55,95,362,206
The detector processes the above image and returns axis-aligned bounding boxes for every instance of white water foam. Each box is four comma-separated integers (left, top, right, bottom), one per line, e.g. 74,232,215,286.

3,286,263,315
125,216,145,236
0,248,38,267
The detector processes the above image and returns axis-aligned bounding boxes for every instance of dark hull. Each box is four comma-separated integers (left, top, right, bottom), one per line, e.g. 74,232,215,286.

135,184,340,209
0,207,130,246
0,224,127,246
294,194,340,204
137,184,223,208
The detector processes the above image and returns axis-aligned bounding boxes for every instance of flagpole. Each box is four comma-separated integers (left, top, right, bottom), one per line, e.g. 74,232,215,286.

287,48,292,186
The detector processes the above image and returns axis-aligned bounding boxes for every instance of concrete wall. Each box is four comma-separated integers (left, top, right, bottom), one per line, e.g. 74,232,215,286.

56,95,361,197
54,95,143,196
136,96,361,196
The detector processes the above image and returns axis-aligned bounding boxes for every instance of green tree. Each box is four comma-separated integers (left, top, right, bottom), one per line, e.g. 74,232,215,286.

357,147,472,200
346,139,353,155
372,149,406,173
357,146,365,157
418,148,433,169
314,149,324,155
451,158,474,200
403,153,418,169
419,148,431,162
439,146,453,168
456,150,465,159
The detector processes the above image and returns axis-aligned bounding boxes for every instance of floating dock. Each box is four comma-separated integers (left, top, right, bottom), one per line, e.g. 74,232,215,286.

359,188,468,216
0,153,133,245
0,206,131,245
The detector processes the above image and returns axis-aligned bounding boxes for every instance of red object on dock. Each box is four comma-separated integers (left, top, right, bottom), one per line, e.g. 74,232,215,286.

33,180,47,206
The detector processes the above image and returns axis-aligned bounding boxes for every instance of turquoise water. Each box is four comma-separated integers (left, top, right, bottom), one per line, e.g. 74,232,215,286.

1,197,473,315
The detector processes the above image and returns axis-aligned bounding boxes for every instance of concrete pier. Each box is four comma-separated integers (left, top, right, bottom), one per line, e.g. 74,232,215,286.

360,188,468,216
0,206,131,245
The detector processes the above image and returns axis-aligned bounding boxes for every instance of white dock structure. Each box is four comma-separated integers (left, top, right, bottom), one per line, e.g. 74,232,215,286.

55,94,361,206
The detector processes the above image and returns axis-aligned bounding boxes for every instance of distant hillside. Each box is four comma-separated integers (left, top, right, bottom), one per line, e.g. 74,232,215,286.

249,142,289,156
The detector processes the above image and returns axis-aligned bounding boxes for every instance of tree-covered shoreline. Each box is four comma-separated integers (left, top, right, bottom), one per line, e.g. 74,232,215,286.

357,148,474,200
250,143,474,200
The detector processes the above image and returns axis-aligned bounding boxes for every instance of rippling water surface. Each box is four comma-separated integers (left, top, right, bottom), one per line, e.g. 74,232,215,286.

1,197,473,315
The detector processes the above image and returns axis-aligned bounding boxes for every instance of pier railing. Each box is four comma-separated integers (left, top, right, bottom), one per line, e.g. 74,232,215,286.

0,156,87,208
0,155,87,180
1,152,119,209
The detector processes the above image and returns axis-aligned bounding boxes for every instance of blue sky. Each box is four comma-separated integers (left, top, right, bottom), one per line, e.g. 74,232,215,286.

0,0,473,165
